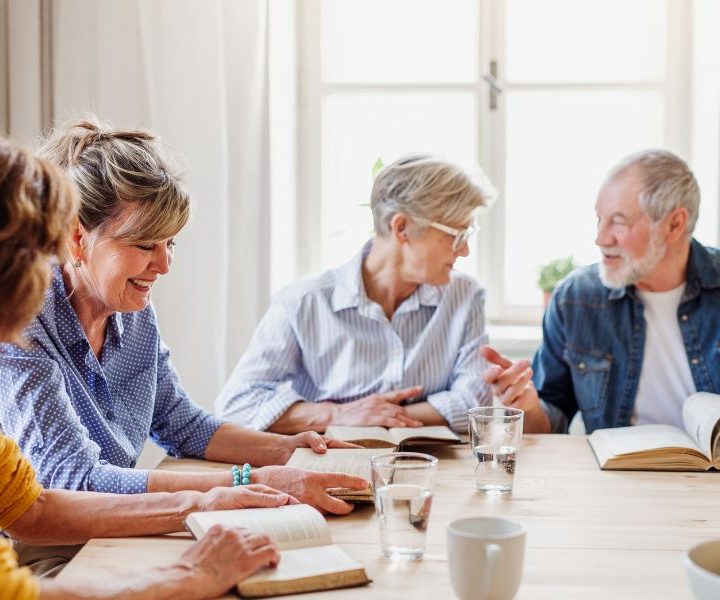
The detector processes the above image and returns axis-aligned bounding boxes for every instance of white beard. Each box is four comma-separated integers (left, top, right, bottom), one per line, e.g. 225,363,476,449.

599,231,667,289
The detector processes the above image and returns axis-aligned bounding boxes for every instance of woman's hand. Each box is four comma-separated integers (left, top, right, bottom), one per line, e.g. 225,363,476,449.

327,388,424,428
252,466,368,514
275,431,361,463
180,525,280,597
200,484,298,511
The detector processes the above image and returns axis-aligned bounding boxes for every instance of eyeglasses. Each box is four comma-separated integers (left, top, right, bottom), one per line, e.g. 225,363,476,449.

422,220,478,251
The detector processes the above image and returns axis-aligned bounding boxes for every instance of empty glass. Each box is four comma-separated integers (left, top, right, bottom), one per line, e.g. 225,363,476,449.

469,407,524,495
371,452,438,560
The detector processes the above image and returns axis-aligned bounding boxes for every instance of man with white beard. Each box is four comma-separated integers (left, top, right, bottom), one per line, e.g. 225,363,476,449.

481,150,720,433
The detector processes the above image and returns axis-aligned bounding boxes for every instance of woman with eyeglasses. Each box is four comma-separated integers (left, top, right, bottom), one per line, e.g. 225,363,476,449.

217,154,495,434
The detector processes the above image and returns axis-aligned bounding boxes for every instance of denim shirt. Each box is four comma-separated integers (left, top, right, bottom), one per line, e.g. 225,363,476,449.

534,238,720,433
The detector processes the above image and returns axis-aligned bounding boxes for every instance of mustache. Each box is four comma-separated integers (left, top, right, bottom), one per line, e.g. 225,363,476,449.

599,247,626,258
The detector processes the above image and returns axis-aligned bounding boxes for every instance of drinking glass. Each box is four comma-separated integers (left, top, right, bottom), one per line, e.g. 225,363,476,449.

371,452,438,560
468,407,523,494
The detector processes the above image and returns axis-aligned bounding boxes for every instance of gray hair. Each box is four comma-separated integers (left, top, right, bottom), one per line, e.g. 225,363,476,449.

606,149,700,235
38,116,189,244
370,153,495,235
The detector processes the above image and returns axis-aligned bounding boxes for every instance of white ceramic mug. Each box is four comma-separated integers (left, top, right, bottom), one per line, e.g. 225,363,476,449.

447,517,526,600
685,539,720,599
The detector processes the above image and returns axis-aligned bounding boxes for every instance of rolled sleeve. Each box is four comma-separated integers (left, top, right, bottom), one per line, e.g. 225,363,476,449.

217,301,305,430
150,339,224,458
428,287,491,432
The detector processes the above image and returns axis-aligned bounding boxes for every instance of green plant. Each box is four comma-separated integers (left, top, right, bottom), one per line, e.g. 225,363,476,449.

371,156,385,178
537,256,577,293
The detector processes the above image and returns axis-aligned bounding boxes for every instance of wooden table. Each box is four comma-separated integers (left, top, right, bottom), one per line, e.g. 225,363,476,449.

58,435,720,598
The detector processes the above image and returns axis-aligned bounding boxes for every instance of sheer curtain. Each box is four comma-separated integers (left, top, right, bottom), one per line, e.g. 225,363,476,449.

50,0,271,416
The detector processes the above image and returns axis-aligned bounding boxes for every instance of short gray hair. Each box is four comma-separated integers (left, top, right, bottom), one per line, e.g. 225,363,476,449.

606,149,700,234
370,153,495,235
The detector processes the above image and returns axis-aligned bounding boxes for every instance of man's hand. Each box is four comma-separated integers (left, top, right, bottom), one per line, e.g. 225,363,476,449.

252,467,369,514
328,387,424,428
479,345,551,433
200,484,298,511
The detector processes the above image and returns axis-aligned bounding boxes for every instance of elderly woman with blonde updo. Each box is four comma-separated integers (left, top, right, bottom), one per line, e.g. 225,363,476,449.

0,118,366,518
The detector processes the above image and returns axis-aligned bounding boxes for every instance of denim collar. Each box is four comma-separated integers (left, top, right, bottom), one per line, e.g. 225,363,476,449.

607,238,720,301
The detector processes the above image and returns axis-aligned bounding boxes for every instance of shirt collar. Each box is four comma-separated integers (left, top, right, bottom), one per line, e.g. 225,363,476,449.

607,238,720,301
331,239,446,313
43,268,125,347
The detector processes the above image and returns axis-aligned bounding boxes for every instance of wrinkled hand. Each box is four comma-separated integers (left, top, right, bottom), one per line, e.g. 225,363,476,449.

480,345,539,411
253,466,369,514
480,345,551,432
328,387,424,428
277,431,361,464
201,484,298,511
180,525,280,597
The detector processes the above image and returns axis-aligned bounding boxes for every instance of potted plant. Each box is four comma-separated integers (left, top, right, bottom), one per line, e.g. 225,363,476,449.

538,256,577,307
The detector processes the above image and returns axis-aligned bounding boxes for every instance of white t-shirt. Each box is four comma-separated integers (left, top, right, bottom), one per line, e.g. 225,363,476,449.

633,283,695,429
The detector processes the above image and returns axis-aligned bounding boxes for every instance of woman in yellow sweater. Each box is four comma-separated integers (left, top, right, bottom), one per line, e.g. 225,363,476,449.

0,138,288,598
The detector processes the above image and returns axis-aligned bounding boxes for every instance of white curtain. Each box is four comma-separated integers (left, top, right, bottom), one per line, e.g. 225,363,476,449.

50,0,271,413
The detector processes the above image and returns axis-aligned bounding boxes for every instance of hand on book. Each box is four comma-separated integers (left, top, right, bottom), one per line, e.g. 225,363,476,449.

179,524,280,597
200,484,299,511
327,387,424,428
277,431,361,464
252,466,369,514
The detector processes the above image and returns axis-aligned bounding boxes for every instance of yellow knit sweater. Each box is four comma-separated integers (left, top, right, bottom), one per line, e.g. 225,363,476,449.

0,435,42,600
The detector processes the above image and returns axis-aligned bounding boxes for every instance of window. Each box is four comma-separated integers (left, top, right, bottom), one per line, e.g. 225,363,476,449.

285,0,717,323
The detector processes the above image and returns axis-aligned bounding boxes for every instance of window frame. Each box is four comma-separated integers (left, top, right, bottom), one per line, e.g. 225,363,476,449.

295,0,693,325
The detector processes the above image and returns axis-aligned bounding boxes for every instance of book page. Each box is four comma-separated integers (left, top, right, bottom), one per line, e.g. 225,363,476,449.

239,545,364,588
682,392,720,459
389,425,461,445
186,504,331,550
592,424,701,457
286,448,380,482
325,425,395,446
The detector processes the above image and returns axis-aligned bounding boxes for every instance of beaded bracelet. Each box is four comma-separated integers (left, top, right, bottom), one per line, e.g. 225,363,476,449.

231,463,252,486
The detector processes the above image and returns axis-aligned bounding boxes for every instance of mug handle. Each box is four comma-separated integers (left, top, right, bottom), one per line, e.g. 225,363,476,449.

484,543,502,598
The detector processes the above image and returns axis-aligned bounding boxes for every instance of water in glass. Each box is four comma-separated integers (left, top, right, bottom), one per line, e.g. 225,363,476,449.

375,483,433,560
473,444,517,494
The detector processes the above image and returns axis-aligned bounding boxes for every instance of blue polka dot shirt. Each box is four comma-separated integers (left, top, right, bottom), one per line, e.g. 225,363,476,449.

0,269,223,494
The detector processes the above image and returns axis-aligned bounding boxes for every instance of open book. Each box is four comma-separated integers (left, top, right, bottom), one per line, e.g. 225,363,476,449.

588,392,720,471
185,504,370,597
325,425,462,449
286,448,382,503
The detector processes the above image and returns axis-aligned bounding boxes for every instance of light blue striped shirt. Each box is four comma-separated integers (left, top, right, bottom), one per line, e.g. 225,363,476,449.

216,244,491,431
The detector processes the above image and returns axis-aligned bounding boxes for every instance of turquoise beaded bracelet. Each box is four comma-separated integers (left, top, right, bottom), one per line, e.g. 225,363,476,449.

231,463,252,486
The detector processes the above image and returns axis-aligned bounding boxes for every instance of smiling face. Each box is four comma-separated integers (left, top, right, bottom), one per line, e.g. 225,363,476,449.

594,169,666,289
70,204,176,315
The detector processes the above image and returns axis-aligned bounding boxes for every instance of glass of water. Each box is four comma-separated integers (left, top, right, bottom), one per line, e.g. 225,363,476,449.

468,407,524,495
371,452,438,560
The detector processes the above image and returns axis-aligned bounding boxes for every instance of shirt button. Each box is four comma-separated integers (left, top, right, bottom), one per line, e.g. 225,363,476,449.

578,362,586,370
691,357,700,365
30,444,42,455
106,410,115,420
680,314,688,321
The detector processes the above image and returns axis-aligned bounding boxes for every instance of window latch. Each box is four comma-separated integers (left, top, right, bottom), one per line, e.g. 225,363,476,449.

482,60,503,111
